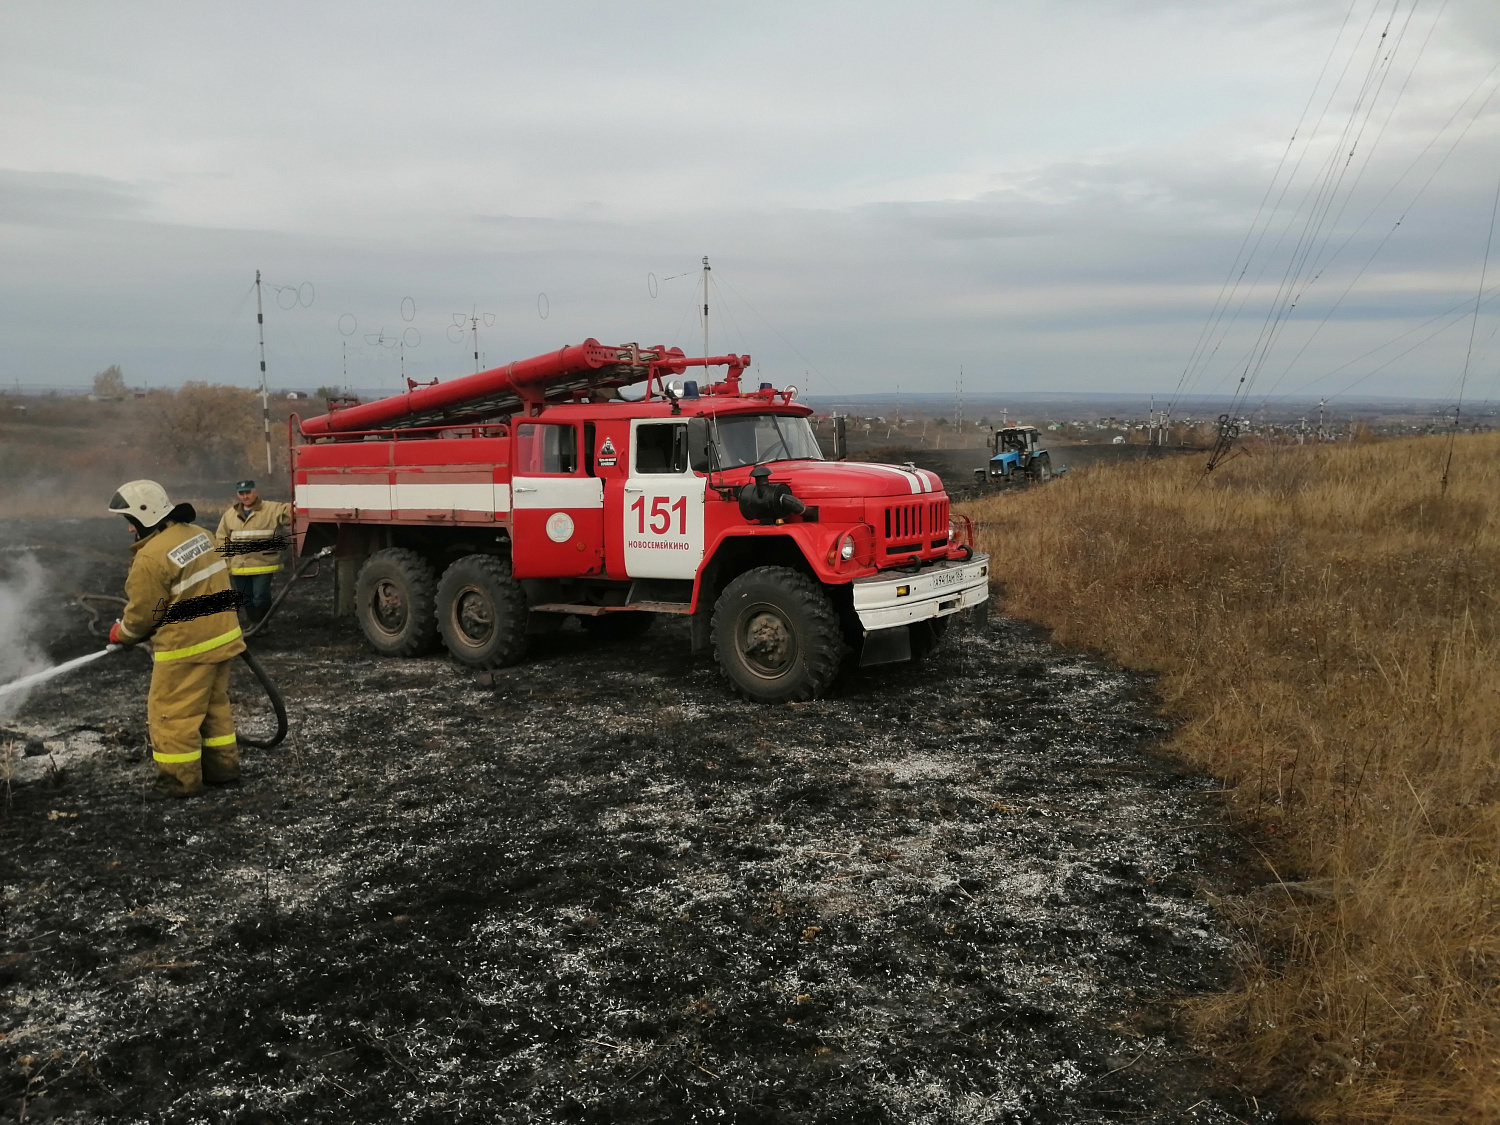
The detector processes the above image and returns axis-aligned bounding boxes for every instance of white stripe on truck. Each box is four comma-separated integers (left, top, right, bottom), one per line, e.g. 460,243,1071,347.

392,482,501,511
296,481,513,513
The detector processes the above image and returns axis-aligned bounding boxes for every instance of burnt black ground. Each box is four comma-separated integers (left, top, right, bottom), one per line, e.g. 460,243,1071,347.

1,518,1271,1124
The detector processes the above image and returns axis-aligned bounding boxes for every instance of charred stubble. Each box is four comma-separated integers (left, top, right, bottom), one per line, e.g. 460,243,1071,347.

0,518,1262,1124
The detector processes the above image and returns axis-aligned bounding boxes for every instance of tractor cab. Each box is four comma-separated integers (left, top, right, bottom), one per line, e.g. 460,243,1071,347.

978,425,1053,484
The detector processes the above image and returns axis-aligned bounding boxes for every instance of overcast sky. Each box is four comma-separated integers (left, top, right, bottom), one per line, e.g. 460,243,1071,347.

4,0,1500,406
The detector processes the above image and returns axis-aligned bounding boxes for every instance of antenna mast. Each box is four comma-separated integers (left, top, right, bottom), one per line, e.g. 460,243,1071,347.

957,365,964,444
702,255,711,359
254,270,271,474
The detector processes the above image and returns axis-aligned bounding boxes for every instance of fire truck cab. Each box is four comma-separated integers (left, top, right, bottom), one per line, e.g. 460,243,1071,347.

291,340,989,703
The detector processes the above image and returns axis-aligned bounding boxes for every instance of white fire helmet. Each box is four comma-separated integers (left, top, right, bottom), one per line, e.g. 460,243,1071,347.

107,479,175,528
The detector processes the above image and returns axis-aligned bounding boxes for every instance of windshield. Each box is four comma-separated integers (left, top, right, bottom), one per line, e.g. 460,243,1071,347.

710,413,825,469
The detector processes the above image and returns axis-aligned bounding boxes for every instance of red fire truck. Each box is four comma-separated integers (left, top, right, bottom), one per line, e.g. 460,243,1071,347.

290,340,989,703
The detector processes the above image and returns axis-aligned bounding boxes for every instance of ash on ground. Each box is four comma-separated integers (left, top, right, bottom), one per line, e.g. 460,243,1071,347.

1,519,1269,1124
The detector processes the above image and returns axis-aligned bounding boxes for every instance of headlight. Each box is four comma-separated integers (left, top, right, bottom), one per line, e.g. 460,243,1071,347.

839,533,856,561
949,520,957,541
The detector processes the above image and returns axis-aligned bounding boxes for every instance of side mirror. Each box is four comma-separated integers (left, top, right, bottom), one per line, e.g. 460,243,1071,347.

686,417,713,473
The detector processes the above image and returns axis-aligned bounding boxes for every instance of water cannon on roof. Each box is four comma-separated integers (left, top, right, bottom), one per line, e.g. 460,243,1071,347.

298,339,753,438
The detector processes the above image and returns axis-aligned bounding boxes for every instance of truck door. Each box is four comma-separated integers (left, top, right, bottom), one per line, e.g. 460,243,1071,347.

510,421,605,579
621,419,706,580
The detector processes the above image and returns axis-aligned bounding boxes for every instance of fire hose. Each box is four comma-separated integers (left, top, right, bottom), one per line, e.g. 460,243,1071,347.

235,647,286,750
0,638,289,751
243,547,331,640
1,549,333,750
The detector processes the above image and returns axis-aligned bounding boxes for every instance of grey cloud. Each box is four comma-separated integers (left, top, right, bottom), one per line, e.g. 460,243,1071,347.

861,200,1062,241
0,169,148,228
1,0,1498,402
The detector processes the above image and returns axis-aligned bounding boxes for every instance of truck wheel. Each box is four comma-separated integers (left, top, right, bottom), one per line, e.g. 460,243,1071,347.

713,566,844,704
1028,453,1053,482
356,548,440,657
910,615,950,663
436,554,529,669
580,613,655,642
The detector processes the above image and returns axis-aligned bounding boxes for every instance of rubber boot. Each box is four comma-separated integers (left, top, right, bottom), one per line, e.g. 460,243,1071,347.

203,740,241,786
153,755,204,798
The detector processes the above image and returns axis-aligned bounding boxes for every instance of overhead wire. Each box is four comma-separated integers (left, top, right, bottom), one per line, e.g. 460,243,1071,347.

1167,0,1362,410
1441,165,1500,493
1202,0,1445,469
710,272,849,398
1299,283,1500,402
1172,0,1378,412
1246,0,1433,392
198,282,259,384
1257,53,1500,405
1279,0,1425,294
1191,0,1438,469
1196,0,1414,414
707,274,752,364
1228,0,1414,415
670,277,701,346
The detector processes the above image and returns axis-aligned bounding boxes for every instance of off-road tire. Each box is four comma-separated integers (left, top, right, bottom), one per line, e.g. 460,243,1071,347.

713,566,844,704
580,612,655,642
436,554,529,669
910,614,951,663
355,548,440,657
1028,453,1054,482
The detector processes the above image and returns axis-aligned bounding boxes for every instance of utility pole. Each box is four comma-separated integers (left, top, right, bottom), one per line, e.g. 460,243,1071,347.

450,307,494,374
956,365,964,446
254,270,272,475
702,255,711,359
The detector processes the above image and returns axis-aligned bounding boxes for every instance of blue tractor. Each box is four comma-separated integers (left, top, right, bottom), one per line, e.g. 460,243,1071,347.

975,425,1054,486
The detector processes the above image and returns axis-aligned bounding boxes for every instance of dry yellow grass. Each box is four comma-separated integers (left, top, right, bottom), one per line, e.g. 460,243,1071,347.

967,434,1500,1123
0,388,297,518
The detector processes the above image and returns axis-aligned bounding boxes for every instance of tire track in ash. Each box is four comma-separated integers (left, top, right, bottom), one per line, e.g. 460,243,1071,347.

0,519,1267,1123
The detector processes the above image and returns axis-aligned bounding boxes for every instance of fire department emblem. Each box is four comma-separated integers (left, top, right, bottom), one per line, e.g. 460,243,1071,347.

545,512,575,543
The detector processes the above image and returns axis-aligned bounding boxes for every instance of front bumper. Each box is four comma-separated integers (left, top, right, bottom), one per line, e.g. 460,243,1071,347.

850,553,990,631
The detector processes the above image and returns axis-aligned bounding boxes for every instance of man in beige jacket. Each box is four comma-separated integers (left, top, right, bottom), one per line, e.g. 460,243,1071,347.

215,479,292,626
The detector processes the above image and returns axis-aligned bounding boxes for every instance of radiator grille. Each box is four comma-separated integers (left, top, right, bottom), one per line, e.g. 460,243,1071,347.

881,497,950,556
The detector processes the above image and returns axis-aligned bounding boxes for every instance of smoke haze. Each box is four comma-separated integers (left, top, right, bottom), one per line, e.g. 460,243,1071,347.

0,552,55,718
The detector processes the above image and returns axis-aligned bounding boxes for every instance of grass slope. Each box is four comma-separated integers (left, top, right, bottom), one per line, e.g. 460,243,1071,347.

967,434,1500,1124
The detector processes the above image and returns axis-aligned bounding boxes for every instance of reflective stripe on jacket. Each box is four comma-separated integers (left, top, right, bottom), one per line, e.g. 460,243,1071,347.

215,500,292,575
120,522,247,665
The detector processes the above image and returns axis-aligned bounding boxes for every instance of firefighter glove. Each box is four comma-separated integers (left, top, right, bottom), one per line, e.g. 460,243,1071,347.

108,620,135,646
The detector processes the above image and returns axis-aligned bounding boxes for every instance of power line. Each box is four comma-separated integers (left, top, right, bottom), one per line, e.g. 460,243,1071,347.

1441,165,1500,494
1230,1,1414,412
1175,0,1376,411
1256,59,1500,405
710,272,848,397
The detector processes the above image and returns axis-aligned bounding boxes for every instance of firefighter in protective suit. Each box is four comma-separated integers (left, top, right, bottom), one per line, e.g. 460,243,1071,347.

108,480,246,797
215,480,292,626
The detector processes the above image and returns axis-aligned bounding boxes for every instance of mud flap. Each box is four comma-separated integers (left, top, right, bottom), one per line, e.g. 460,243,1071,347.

333,557,359,617
860,625,912,667
690,606,712,654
